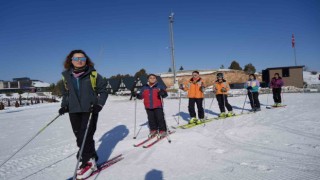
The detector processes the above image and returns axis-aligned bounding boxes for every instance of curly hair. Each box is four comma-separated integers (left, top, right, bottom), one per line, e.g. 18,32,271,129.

63,50,94,70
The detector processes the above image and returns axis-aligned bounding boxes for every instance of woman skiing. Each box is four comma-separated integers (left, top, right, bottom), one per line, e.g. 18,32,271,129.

134,74,168,138
213,73,235,117
58,49,108,179
244,74,261,111
270,73,284,107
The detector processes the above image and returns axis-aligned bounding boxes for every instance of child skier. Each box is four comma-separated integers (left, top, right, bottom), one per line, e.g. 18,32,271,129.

270,73,284,107
134,74,168,139
213,73,235,117
244,74,261,111
180,71,205,124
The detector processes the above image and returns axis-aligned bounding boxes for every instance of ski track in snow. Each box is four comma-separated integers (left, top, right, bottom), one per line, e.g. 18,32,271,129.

0,93,320,180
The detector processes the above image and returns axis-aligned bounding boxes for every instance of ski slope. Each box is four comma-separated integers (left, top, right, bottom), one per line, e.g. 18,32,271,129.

0,93,320,180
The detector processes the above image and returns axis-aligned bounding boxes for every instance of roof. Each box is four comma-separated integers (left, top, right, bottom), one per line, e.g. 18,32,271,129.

31,81,51,88
13,77,31,81
159,69,242,78
265,65,305,70
106,75,167,93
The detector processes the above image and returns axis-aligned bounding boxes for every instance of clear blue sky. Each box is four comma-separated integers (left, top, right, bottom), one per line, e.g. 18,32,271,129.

1,0,319,83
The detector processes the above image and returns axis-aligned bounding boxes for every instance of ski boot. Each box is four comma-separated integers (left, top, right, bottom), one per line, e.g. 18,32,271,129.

227,111,235,117
77,157,97,179
157,131,168,139
148,130,158,138
189,117,198,124
195,118,202,124
219,112,226,118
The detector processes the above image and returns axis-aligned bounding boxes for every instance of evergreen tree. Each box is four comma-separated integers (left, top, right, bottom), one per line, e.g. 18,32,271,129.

243,63,256,74
179,66,184,71
110,74,132,79
52,80,65,96
220,65,225,69
134,68,148,78
228,61,242,70
168,68,172,72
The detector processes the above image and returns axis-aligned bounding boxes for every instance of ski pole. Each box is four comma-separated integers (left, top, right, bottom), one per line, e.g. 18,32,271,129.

177,90,182,125
241,93,248,114
281,89,284,105
133,97,137,139
72,110,93,180
205,94,215,120
250,90,255,112
266,89,271,108
160,96,172,143
266,89,269,106
0,114,61,169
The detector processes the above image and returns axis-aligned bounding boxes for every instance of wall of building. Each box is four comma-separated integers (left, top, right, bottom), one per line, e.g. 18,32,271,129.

162,70,262,88
268,67,303,88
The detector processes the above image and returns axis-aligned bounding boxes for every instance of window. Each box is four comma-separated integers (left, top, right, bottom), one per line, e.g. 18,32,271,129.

282,68,290,77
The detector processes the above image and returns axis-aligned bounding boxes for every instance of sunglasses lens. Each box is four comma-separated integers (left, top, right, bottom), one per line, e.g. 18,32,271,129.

72,57,86,61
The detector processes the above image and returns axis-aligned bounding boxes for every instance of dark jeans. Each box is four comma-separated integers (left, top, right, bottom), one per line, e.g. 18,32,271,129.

272,88,282,103
248,91,260,109
146,108,167,131
69,112,99,164
188,98,204,119
216,94,233,113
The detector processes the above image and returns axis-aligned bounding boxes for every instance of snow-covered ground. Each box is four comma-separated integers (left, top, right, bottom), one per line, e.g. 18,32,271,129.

0,93,320,180
304,71,320,85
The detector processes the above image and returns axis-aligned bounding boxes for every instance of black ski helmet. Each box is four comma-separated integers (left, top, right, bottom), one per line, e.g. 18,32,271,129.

216,73,224,79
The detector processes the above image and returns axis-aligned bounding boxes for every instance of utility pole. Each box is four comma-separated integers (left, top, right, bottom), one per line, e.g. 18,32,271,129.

169,12,178,89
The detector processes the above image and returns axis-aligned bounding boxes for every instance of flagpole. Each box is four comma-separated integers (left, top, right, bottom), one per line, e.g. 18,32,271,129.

293,46,297,66
292,33,297,66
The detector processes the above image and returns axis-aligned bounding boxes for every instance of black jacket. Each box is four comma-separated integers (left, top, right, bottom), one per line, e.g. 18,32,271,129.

61,66,108,113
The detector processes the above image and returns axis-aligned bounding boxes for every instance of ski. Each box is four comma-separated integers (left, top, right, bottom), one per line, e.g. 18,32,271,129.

142,131,175,148
133,136,157,147
173,112,253,129
67,154,123,180
179,119,214,129
267,105,287,109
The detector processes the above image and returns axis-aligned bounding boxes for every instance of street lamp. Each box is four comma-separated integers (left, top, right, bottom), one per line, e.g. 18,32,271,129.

169,12,178,89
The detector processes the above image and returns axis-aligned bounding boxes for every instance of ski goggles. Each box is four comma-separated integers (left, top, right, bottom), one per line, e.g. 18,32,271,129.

72,57,87,61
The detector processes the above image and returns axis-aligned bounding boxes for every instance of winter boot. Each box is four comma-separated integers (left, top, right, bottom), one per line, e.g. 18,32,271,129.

148,130,158,138
77,157,97,179
189,117,198,124
157,131,168,139
219,112,226,118
194,119,202,124
227,111,235,117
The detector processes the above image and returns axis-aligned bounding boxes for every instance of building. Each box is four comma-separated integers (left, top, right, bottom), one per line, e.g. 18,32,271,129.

0,77,50,94
262,66,304,88
105,75,166,95
160,69,262,89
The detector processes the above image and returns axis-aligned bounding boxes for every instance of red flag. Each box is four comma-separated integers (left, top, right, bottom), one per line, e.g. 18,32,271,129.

292,34,295,48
